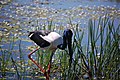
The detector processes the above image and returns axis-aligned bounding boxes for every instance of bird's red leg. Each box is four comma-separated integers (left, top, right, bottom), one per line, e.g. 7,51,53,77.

46,51,55,79
28,48,50,80
28,48,46,73
28,48,56,80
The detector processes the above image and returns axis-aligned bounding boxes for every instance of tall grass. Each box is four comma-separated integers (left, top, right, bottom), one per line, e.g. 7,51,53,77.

0,17,119,80
61,16,119,80
86,17,119,80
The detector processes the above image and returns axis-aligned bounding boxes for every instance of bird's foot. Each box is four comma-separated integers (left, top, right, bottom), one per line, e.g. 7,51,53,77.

44,70,50,80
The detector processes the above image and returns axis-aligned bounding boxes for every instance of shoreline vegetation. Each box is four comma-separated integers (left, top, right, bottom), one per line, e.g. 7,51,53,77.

0,0,120,80
0,16,119,80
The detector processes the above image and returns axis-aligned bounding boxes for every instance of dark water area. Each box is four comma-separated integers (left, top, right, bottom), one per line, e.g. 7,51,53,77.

0,0,120,60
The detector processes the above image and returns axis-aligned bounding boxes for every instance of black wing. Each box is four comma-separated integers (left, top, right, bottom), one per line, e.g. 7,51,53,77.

28,30,51,48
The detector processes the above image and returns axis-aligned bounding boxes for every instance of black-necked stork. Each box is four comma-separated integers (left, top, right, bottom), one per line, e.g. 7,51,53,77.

28,29,73,80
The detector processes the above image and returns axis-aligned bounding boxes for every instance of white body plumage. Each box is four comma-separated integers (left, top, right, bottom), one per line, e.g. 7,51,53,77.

40,32,63,50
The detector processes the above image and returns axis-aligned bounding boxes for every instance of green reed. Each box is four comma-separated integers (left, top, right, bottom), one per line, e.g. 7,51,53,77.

34,17,119,80
63,16,119,80
0,36,17,79
88,17,119,80
0,16,119,80
48,16,119,80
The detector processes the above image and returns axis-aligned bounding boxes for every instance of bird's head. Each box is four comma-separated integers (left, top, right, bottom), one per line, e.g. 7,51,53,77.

63,29,73,43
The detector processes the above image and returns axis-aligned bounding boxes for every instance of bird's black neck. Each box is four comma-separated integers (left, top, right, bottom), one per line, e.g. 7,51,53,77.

57,29,73,67
57,29,73,50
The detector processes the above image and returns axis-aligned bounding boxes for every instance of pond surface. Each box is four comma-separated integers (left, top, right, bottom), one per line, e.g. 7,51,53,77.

0,0,120,65
0,0,120,79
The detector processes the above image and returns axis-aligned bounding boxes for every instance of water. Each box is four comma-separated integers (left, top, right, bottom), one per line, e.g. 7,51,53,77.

0,0,120,79
0,0,120,68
